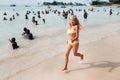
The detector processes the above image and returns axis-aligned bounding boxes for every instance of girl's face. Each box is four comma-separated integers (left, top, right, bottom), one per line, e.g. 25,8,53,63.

70,17,75,25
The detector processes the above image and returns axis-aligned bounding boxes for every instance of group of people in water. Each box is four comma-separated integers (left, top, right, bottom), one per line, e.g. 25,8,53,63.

3,7,119,26
3,10,46,25
25,10,46,25
3,12,19,21
9,27,34,49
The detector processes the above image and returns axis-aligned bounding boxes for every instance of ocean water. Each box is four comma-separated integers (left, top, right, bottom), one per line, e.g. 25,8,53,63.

0,5,120,47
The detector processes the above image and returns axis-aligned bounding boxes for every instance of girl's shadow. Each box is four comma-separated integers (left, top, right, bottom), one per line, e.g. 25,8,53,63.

66,61,120,73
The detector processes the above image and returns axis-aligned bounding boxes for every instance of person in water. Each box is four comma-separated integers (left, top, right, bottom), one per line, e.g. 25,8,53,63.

9,37,19,49
22,27,28,36
43,18,45,23
26,29,34,40
83,9,88,19
22,27,34,40
32,16,38,25
62,15,84,71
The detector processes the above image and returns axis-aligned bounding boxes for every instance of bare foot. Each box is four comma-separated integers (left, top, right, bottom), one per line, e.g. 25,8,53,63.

80,54,84,61
62,67,67,71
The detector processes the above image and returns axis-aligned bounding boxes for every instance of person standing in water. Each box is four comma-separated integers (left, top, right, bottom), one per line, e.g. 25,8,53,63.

62,15,84,71
83,9,88,19
109,9,112,15
43,18,45,23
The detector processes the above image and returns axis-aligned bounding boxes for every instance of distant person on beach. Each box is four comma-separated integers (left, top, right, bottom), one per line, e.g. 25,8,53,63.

9,37,19,49
22,27,34,40
37,11,41,18
3,12,7,15
12,15,15,19
32,16,38,25
25,14,28,20
83,9,88,19
10,17,12,21
109,9,112,15
58,11,61,16
3,17,7,20
22,27,28,35
62,11,68,19
43,18,45,23
62,15,84,71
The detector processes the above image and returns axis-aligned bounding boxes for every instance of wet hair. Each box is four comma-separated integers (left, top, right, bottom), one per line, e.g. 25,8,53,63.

11,37,16,42
32,16,35,19
24,27,27,31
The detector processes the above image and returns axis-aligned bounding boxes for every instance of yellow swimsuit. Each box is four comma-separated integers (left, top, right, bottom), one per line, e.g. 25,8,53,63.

67,27,76,34
67,27,79,46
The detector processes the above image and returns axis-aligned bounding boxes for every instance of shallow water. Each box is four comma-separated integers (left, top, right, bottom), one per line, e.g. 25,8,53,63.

0,5,120,47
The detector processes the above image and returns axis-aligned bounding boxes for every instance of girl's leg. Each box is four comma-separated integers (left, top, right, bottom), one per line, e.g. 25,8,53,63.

62,44,72,71
72,43,84,60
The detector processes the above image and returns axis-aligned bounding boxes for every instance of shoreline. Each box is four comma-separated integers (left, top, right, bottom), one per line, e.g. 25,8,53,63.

110,4,120,7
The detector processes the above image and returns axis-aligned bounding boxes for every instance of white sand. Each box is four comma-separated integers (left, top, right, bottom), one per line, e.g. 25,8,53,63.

0,19,120,80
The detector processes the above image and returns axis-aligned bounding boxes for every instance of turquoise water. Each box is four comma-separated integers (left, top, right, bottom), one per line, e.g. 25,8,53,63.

0,5,120,47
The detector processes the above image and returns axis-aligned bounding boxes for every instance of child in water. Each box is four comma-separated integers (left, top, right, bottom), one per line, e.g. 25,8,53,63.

9,37,19,49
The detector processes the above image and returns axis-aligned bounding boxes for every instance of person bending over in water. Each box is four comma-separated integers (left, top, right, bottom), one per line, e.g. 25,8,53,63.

62,15,84,71
22,27,34,40
26,29,34,40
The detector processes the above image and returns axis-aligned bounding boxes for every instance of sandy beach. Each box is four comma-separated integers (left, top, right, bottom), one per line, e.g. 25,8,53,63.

110,4,120,7
0,17,120,80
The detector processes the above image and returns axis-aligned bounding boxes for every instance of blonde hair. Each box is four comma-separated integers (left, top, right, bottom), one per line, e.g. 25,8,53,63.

69,15,82,30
